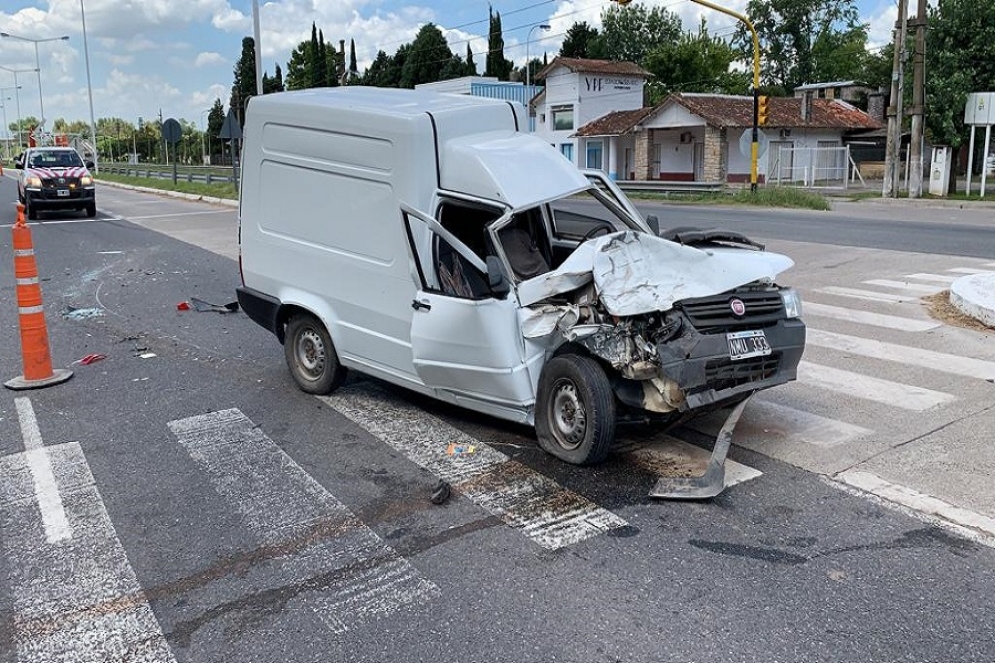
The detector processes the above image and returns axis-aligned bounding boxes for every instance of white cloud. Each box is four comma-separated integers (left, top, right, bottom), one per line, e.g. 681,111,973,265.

195,52,226,67
107,54,136,66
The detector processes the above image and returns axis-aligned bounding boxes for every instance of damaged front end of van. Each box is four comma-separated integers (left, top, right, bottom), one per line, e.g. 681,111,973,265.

512,226,806,498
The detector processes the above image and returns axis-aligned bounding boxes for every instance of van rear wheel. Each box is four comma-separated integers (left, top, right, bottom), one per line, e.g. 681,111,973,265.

536,354,616,465
284,314,347,394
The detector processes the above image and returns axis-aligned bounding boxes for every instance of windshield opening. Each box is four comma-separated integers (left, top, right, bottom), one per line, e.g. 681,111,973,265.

30,150,84,169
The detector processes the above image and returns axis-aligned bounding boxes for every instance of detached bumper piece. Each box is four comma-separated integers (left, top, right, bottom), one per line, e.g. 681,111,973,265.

649,393,753,500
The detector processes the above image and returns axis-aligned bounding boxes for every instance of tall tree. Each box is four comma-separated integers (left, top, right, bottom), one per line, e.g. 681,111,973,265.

402,23,455,87
735,0,865,93
207,98,225,137
926,0,995,182
285,39,310,90
598,4,681,65
230,36,257,124
643,19,748,102
560,22,603,59
313,27,327,87
484,7,514,80
466,44,477,76
349,39,358,76
362,50,393,87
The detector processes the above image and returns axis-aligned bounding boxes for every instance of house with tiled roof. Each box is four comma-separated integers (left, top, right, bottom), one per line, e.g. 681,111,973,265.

532,57,650,175
573,92,882,184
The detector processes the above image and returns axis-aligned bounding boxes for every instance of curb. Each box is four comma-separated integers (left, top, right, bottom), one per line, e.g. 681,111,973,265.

950,273,995,328
96,179,239,208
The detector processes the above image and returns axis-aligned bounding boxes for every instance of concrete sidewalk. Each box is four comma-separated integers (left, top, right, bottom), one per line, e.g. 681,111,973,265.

952,273,995,328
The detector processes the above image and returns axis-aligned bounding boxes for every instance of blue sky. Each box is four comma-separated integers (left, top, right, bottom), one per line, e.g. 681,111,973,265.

0,0,900,134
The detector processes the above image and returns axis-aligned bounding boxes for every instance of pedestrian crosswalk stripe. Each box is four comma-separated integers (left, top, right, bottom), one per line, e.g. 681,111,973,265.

802,302,939,331
689,399,872,448
798,361,955,411
814,286,917,303
904,273,959,284
862,279,945,295
807,328,995,381
948,267,991,274
168,409,440,634
0,442,177,663
321,382,629,550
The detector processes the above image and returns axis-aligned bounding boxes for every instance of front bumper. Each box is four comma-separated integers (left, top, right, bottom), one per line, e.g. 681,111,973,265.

25,187,95,209
612,318,805,413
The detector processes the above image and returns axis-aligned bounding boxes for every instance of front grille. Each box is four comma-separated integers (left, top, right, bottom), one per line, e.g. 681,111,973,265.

41,177,81,190
703,354,781,392
679,290,784,333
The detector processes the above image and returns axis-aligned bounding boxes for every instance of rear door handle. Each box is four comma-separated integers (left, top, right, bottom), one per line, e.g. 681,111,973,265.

411,299,432,311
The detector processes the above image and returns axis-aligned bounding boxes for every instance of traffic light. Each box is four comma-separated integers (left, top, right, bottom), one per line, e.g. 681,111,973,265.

757,95,769,126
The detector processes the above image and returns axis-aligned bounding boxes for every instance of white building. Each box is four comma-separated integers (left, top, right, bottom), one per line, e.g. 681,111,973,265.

532,57,650,178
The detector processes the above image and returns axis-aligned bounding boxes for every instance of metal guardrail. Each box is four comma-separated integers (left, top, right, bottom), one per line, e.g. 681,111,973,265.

100,165,238,184
616,180,726,195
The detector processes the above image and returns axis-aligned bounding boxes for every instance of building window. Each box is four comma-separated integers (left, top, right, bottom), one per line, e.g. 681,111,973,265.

552,106,574,131
560,143,574,161
586,140,603,170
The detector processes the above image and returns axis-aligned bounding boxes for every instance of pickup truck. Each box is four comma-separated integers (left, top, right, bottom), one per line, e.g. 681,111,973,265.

16,146,96,219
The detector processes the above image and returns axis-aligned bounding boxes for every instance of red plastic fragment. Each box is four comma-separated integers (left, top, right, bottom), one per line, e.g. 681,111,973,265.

177,302,190,311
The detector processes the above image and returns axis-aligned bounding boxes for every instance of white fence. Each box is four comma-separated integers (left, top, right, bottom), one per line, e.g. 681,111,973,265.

768,145,864,190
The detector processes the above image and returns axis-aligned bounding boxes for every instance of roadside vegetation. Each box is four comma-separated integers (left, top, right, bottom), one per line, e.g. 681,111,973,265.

96,172,237,200
630,186,831,211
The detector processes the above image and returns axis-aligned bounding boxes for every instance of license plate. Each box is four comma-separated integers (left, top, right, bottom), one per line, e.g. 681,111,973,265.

57,189,69,197
727,330,771,361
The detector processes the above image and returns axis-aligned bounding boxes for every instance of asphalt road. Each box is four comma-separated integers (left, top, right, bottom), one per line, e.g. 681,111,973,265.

1,177,994,663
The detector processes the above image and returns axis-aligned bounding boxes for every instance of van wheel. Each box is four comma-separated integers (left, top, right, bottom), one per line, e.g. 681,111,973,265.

284,314,347,394
536,354,616,465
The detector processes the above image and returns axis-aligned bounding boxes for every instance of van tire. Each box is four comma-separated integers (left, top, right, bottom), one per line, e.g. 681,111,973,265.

284,314,347,394
536,354,616,465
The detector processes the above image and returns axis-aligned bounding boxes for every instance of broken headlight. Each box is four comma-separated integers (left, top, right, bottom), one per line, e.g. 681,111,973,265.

781,288,802,318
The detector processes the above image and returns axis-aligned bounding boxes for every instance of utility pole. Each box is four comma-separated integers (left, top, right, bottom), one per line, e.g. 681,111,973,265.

883,0,909,198
908,0,927,198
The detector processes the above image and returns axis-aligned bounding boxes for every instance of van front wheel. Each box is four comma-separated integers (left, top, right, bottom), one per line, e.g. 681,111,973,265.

536,354,616,465
284,314,347,394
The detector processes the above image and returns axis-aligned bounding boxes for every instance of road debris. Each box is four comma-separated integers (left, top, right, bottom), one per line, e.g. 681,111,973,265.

73,353,107,366
446,442,476,456
190,297,239,314
61,306,104,320
176,302,190,311
430,479,451,505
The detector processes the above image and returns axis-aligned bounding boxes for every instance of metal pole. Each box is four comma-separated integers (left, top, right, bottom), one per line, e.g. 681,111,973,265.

1,97,8,161
13,72,22,149
907,0,927,198
81,0,99,172
252,0,263,96
966,125,976,196
32,42,45,129
981,124,992,198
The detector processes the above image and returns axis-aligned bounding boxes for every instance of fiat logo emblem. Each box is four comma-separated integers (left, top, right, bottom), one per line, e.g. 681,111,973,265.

729,298,746,316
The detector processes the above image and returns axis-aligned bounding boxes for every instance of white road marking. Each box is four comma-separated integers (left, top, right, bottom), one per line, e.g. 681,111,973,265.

168,409,439,633
862,279,945,294
948,267,991,274
833,471,995,545
126,210,234,221
904,273,959,284
807,328,995,381
797,361,955,411
0,442,177,662
802,301,940,331
321,383,629,550
0,217,106,229
691,398,873,448
813,286,916,303
15,397,71,543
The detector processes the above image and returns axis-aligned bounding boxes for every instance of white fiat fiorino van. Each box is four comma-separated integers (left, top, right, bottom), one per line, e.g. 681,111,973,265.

236,87,805,496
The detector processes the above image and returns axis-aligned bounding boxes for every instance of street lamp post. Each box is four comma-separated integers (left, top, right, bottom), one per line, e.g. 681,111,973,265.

0,32,70,131
0,68,32,149
200,109,211,164
0,85,22,160
80,0,99,172
526,23,550,133
525,24,550,92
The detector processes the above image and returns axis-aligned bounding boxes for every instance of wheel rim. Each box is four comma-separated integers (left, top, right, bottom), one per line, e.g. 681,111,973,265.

548,379,586,450
294,328,326,381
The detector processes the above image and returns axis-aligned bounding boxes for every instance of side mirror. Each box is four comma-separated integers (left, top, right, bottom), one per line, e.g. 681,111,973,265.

85,161,95,170
486,256,511,298
645,214,660,236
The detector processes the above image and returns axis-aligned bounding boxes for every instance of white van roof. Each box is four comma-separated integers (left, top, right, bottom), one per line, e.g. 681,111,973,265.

247,87,589,210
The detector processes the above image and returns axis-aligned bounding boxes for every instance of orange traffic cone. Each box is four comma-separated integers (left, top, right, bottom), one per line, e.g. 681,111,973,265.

5,203,73,390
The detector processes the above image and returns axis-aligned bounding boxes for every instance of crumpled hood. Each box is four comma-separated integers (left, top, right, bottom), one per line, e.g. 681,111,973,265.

517,230,794,316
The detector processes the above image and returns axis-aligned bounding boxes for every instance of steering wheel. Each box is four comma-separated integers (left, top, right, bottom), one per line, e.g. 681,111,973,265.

582,224,614,241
